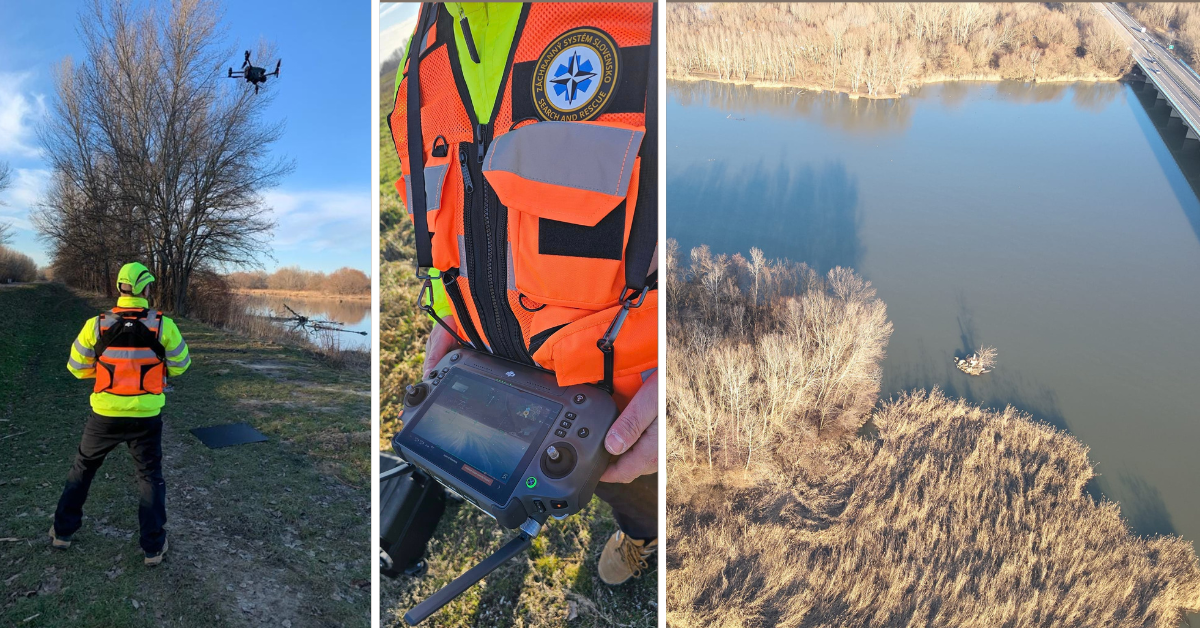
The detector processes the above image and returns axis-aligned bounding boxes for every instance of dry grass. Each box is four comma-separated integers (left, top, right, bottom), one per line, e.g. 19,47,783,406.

667,243,1200,627
669,390,1200,628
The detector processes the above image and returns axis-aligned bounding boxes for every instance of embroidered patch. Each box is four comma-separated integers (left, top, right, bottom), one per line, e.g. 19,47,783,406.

531,27,620,121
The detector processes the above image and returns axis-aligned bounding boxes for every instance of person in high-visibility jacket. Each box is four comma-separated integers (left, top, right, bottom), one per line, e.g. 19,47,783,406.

392,3,658,585
50,262,190,566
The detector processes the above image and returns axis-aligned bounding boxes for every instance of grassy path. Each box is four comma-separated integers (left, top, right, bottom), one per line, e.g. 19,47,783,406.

0,283,370,627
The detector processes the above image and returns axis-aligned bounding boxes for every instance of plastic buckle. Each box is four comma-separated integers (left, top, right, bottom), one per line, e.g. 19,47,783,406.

620,285,650,309
597,286,649,354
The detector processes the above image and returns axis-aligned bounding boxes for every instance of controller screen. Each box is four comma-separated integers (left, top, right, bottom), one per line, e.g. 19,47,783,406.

409,370,561,500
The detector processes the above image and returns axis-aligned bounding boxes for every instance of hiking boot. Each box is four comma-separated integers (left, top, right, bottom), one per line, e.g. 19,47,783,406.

144,538,168,567
597,530,657,585
48,525,71,549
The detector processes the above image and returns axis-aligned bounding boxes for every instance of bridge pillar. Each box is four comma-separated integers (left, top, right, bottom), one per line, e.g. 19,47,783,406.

1187,127,1199,141
1171,108,1183,119
1158,89,1168,100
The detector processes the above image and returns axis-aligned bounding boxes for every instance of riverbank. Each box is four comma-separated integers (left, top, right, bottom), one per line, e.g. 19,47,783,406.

0,283,370,627
231,288,370,302
667,70,1123,100
665,245,1200,626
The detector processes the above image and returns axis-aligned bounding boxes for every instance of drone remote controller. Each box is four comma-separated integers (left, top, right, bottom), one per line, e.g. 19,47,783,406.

392,349,618,624
393,348,617,529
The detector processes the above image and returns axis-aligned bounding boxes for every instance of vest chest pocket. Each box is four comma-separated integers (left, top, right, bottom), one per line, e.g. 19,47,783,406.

397,136,459,270
483,121,645,310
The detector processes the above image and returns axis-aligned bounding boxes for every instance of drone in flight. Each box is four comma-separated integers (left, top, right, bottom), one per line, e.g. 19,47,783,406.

227,51,280,94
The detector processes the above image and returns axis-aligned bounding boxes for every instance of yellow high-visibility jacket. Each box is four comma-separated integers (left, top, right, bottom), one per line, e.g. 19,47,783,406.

67,296,191,417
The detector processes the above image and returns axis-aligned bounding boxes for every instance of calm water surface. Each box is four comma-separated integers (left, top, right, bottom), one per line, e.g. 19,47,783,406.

241,293,370,351
668,79,1200,549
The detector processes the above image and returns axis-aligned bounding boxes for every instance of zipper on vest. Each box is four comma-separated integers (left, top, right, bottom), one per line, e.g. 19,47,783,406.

464,127,531,364
458,146,473,194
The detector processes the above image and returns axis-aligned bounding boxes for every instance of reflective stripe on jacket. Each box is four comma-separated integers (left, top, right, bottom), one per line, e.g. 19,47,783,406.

391,3,657,408
68,296,191,417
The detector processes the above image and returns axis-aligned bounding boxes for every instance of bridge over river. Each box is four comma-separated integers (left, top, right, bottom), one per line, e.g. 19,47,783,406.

1100,2,1200,140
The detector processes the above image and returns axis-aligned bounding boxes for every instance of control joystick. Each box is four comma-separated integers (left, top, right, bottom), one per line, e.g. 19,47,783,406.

540,442,577,479
404,383,429,407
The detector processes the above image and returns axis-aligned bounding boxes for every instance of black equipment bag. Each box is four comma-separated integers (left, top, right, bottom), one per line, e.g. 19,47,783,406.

380,452,447,578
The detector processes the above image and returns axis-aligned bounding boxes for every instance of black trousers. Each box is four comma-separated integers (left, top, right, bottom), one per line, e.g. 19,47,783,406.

594,472,658,541
54,413,167,553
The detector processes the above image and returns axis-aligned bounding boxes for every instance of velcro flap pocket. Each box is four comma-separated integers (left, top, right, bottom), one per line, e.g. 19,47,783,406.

531,291,658,388
483,121,644,225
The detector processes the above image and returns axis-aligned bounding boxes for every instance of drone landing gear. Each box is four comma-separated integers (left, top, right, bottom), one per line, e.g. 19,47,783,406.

403,519,542,626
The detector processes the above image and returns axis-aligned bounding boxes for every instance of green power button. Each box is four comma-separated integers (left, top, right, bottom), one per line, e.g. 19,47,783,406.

525,476,538,489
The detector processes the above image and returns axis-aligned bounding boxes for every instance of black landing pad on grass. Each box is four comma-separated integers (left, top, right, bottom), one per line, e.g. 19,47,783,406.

190,422,268,449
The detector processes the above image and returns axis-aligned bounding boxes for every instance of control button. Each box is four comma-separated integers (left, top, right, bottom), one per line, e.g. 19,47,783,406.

565,412,577,420
429,370,439,380
546,445,561,461
441,367,449,374
577,427,589,438
554,428,568,438
533,499,547,513
432,379,439,386
550,500,568,510
450,352,461,362
525,476,538,489
573,394,586,404
560,420,572,429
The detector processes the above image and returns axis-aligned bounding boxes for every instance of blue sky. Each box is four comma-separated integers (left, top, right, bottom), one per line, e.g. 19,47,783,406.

0,0,371,274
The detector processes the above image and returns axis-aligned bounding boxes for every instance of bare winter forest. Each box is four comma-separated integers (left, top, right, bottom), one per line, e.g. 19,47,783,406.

666,3,1133,97
665,241,1200,627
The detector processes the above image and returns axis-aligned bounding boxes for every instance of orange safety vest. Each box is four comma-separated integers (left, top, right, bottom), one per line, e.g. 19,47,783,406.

93,308,167,396
391,3,659,408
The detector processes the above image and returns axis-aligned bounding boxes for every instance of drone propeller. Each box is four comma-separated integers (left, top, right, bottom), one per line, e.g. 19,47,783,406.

273,59,281,77
242,50,251,69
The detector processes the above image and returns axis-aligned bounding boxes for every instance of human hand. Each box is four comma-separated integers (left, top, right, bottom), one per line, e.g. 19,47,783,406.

422,319,460,374
600,369,658,483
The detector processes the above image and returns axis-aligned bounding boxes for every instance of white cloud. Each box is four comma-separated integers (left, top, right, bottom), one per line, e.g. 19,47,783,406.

0,72,47,158
262,188,371,255
380,14,418,65
0,167,51,232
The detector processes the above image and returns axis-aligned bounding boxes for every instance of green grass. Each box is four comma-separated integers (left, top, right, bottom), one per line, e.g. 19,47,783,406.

0,283,370,627
377,71,657,627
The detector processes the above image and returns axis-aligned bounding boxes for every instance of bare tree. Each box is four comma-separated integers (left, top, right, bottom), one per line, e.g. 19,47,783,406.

0,161,11,246
36,0,291,313
1027,47,1043,80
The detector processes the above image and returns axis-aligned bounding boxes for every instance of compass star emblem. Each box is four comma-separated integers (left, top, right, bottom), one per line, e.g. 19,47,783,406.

550,51,597,106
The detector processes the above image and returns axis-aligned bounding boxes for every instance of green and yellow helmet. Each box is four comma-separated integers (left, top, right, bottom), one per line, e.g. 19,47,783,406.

117,262,155,295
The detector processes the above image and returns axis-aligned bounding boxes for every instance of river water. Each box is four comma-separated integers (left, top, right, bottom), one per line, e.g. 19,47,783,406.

239,293,371,351
668,79,1200,551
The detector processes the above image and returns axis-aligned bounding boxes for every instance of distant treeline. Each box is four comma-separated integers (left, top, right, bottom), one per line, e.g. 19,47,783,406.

226,266,370,296
667,3,1132,97
0,246,38,283
1126,3,1200,65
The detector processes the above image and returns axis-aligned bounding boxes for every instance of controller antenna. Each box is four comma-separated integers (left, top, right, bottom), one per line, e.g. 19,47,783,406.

404,519,542,624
